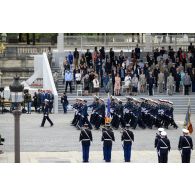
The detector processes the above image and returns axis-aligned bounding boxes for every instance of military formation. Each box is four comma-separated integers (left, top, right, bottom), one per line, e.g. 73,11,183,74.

71,95,178,131
70,95,193,163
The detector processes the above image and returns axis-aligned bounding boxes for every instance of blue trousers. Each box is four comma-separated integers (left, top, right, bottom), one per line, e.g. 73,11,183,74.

123,142,132,162
82,144,90,162
104,144,112,162
63,103,68,113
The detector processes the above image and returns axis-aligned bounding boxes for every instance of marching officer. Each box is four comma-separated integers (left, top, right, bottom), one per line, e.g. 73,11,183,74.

101,123,115,162
178,129,193,163
78,100,93,130
121,124,134,162
40,99,54,127
95,98,105,130
157,131,171,163
154,128,164,163
79,123,93,162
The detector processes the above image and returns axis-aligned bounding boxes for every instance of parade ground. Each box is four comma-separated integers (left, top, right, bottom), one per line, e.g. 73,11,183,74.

0,113,194,163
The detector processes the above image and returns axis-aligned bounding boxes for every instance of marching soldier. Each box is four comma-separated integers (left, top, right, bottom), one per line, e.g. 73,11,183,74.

154,128,165,163
94,98,105,130
40,99,54,127
157,131,171,163
88,96,99,125
178,129,193,163
101,123,115,162
78,100,93,130
115,98,126,129
121,124,134,162
79,123,93,162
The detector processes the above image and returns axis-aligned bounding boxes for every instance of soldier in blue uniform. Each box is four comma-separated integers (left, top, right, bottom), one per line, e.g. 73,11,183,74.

40,99,54,127
78,100,93,130
121,124,134,162
88,96,99,126
71,98,79,125
79,123,93,162
115,98,126,129
157,131,171,163
101,123,115,162
154,128,165,162
94,98,105,130
124,97,134,124
178,129,193,163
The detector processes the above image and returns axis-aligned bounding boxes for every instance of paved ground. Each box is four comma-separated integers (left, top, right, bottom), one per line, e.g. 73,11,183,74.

0,113,194,163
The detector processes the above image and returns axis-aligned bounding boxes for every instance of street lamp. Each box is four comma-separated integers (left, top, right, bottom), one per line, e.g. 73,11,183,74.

9,76,24,163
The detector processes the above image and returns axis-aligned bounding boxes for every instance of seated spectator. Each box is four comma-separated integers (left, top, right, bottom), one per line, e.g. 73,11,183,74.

124,73,132,94
75,69,82,85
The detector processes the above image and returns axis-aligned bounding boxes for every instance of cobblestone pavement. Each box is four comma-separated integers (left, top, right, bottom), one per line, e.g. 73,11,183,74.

0,113,194,163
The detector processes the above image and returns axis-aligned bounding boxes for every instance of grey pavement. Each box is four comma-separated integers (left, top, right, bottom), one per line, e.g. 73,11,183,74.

0,113,195,163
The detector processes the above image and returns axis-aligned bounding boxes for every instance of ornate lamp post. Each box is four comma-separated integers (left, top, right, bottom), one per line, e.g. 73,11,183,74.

9,76,24,163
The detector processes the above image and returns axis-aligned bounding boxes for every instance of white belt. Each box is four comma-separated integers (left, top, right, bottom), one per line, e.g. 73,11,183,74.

160,147,168,149
82,139,90,141
182,146,190,149
104,139,112,141
124,139,131,142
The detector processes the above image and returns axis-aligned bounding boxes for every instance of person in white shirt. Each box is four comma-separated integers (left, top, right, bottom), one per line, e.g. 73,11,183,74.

124,73,132,94
75,69,82,85
93,75,99,96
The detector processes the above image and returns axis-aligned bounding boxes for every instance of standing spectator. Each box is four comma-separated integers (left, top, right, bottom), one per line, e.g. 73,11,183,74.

175,69,181,93
85,49,92,68
139,69,146,93
89,71,95,95
188,42,194,53
147,72,155,96
131,74,139,96
153,64,160,87
47,46,53,66
191,68,195,92
95,53,102,76
119,64,125,82
33,92,38,112
68,51,73,65
164,67,169,90
92,46,98,67
83,74,89,96
75,69,82,85
61,92,68,114
53,71,58,89
179,67,185,92
135,44,140,59
93,75,100,96
26,91,32,114
99,46,105,61
114,73,121,96
73,48,79,69
102,72,110,93
79,54,86,72
111,70,115,95
183,71,192,95
124,73,132,94
158,70,165,93
118,50,125,65
65,69,73,93
167,73,174,95
109,48,115,65
105,58,112,74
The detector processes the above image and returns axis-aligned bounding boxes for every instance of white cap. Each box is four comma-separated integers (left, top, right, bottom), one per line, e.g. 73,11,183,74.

158,128,164,132
44,99,49,102
161,131,167,136
182,129,189,134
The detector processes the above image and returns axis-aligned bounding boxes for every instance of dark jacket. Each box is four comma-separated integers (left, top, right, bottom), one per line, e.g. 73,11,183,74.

79,129,93,146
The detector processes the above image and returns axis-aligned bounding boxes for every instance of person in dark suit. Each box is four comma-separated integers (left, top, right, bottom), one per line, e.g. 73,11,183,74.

135,44,141,59
121,124,134,162
40,99,54,127
147,72,155,96
79,123,93,162
157,131,171,163
101,123,115,162
178,129,193,163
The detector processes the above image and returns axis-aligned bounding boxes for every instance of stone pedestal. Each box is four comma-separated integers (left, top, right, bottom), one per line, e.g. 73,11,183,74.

144,33,152,52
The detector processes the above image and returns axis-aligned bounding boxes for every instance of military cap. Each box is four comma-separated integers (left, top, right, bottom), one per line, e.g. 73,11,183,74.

83,123,89,126
126,124,130,128
182,129,189,134
161,131,167,136
158,128,164,132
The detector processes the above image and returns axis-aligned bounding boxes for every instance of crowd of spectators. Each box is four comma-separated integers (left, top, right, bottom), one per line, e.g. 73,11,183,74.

61,43,195,96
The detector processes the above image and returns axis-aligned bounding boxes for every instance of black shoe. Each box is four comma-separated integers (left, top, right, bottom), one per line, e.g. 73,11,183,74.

51,124,54,127
40,126,44,127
